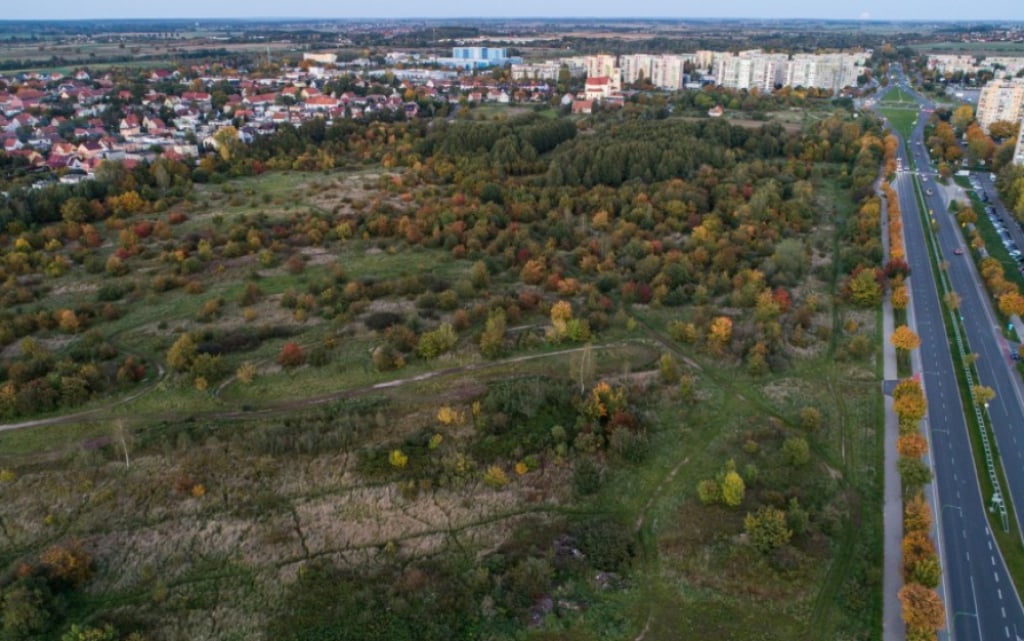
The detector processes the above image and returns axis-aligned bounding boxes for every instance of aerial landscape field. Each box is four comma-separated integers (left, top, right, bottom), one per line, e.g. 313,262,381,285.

1,5,1024,641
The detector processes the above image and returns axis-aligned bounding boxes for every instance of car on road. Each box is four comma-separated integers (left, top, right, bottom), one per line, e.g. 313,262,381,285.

954,247,964,255
926,189,934,195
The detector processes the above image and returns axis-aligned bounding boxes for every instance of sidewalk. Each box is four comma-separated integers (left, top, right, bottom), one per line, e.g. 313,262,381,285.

879,177,906,641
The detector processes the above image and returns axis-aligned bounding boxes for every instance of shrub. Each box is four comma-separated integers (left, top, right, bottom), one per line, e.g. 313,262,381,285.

697,479,721,504
277,342,306,369
744,506,792,553
416,323,458,359
482,465,510,489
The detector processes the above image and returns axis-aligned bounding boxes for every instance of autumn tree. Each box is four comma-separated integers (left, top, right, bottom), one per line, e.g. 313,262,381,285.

943,291,961,311
892,284,909,310
166,333,197,372
998,291,1024,317
548,301,590,343
894,378,928,433
897,433,929,459
972,385,996,406
890,325,921,352
904,493,934,533
902,530,936,570
213,125,241,161
847,266,882,307
706,316,733,355
898,583,946,637
40,542,92,589
389,449,408,469
721,470,746,507
236,361,257,385
951,104,974,132
277,342,306,369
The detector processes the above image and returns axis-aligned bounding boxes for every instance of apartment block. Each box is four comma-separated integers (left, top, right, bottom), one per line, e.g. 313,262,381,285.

584,55,619,81
714,50,866,92
510,62,563,80
977,78,1024,133
1014,119,1024,166
1011,116,1019,164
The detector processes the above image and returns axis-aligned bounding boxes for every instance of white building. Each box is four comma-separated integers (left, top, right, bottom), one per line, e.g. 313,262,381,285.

303,52,338,65
1013,118,1024,166
714,50,866,92
977,78,1024,133
584,54,619,81
511,62,563,80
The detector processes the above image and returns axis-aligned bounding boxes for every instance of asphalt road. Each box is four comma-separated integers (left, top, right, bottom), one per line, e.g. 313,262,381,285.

880,70,1024,641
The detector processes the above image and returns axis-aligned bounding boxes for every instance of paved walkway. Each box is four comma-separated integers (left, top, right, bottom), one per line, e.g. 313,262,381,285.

879,178,906,641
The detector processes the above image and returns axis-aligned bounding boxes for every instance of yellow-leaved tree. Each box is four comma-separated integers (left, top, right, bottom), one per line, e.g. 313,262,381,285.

890,325,921,352
707,316,733,354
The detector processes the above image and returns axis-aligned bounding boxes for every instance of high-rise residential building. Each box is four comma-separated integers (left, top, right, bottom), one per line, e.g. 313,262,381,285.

713,51,788,91
585,54,619,80
714,50,866,92
510,62,563,80
1013,118,1024,166
618,54,688,90
928,54,1024,78
977,79,1024,133
620,54,655,85
785,53,865,92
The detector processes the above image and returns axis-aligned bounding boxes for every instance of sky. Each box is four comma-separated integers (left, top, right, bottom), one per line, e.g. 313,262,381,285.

1,0,1022,21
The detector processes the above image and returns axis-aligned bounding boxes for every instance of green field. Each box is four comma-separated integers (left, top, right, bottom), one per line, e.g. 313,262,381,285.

912,41,1024,56
880,87,916,104
877,107,919,139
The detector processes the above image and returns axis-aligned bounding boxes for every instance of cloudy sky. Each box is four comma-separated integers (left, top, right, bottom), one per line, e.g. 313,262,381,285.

2,0,1021,21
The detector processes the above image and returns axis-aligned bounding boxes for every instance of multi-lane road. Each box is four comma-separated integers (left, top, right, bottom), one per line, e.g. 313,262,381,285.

879,72,1024,641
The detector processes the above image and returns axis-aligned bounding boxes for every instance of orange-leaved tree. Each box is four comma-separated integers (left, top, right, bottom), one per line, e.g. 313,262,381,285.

890,325,921,352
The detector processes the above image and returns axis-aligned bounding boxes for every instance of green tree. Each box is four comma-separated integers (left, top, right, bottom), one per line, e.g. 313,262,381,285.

417,323,458,358
61,624,119,641
898,457,933,495
479,309,507,359
697,479,721,504
1,577,54,639
786,498,809,536
744,506,792,553
782,436,810,467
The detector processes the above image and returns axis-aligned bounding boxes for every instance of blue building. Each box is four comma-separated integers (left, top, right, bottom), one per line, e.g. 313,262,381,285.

439,47,522,70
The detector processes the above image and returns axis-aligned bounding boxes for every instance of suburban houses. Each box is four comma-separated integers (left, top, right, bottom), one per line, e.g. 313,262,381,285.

0,45,886,186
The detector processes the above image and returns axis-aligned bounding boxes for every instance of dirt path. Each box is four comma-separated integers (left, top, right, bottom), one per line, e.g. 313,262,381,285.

0,340,659,433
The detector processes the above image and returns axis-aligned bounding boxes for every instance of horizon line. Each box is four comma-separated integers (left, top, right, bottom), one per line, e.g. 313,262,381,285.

0,16,1022,23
